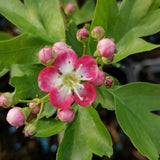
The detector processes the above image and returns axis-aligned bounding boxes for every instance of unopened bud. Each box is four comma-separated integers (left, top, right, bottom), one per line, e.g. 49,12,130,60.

91,70,105,86
52,42,69,54
58,109,75,123
23,123,37,137
29,102,40,114
91,26,105,40
38,47,55,65
0,92,13,108
106,77,113,87
65,3,76,15
77,28,89,43
6,107,25,127
97,38,115,58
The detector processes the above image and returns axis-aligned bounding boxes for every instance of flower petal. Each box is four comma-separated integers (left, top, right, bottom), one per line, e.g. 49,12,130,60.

74,83,97,107
49,87,74,109
38,67,62,92
76,55,98,82
54,49,78,74
91,70,105,86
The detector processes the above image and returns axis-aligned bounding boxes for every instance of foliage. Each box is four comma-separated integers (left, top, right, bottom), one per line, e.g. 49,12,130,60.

0,0,160,160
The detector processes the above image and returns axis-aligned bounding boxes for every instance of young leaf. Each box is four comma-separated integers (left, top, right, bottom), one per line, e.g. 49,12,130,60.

36,119,66,137
57,105,113,160
114,82,160,160
0,0,65,42
0,33,47,73
10,64,45,102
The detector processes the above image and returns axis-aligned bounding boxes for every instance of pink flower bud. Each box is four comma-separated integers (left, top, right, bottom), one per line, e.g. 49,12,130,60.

23,123,37,137
29,102,40,114
77,28,89,42
65,3,76,14
6,107,25,127
52,42,69,54
38,47,55,65
58,109,75,123
91,70,105,86
0,92,13,108
97,38,115,58
91,26,105,40
106,77,113,87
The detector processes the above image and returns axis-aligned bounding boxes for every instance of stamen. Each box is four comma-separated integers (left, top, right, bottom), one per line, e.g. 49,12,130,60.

60,86,72,96
73,87,83,101
76,64,83,73
76,83,84,89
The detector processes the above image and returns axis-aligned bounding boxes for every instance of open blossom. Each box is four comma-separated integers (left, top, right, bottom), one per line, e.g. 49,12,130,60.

38,49,99,109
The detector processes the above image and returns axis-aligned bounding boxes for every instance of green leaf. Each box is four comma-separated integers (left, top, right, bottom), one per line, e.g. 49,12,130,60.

73,0,95,25
57,105,113,160
0,33,47,72
65,21,83,57
10,64,45,102
40,101,57,119
0,0,65,42
0,32,12,41
114,82,160,160
36,119,67,137
93,86,115,110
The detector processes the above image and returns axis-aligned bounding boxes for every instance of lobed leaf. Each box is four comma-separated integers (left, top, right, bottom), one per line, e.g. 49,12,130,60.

114,82,160,160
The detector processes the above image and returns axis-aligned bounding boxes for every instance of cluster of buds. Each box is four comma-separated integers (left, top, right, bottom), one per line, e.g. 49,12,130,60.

91,26,116,63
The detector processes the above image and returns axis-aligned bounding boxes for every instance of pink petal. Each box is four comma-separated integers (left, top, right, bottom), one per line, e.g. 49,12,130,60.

76,55,98,82
74,83,97,107
38,67,62,93
91,70,105,86
54,49,78,74
49,87,74,109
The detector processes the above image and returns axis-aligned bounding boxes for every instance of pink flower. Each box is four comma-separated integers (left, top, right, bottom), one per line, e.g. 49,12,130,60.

77,28,89,42
52,42,69,54
0,92,12,108
29,102,40,114
91,26,105,40
91,70,105,86
38,49,98,109
6,107,25,127
97,38,115,58
106,77,113,87
38,47,55,65
58,108,75,123
65,3,76,14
